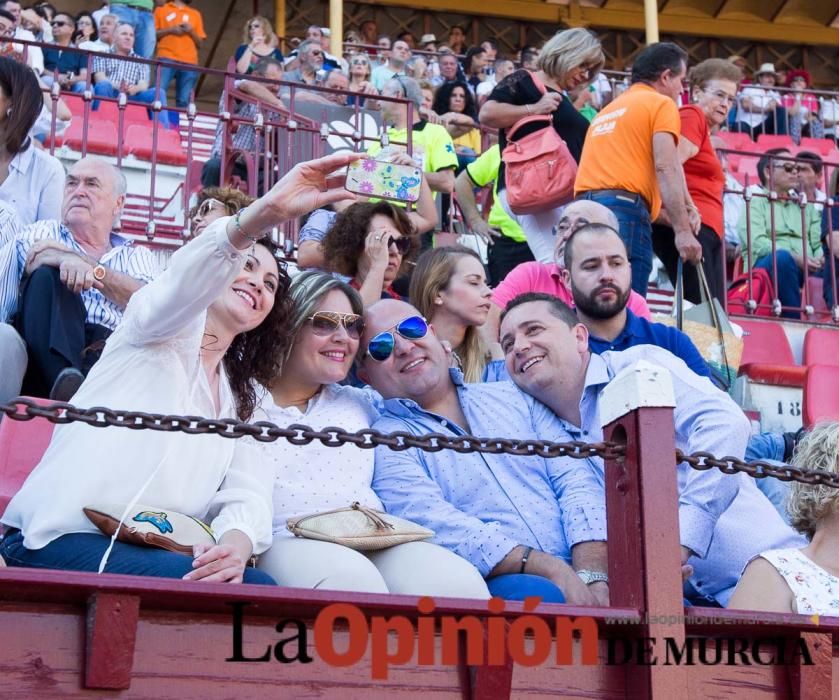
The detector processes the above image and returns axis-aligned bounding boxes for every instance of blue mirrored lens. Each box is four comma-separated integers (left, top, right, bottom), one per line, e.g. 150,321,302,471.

367,332,395,361
396,316,428,340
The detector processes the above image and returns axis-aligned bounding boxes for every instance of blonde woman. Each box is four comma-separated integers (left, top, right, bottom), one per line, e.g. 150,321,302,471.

235,16,282,74
479,28,605,263
409,246,492,382
347,53,377,107
729,423,838,615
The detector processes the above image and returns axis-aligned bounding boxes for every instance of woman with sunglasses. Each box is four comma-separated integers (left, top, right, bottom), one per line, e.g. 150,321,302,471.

254,271,488,597
189,186,255,239
347,53,377,107
235,15,282,75
0,153,359,584
322,201,419,307
651,58,742,304
409,246,492,382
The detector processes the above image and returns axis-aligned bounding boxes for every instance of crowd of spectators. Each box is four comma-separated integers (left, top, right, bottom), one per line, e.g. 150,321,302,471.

0,9,838,618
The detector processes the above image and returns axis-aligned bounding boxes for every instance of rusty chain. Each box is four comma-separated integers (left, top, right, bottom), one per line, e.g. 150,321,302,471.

2,398,838,489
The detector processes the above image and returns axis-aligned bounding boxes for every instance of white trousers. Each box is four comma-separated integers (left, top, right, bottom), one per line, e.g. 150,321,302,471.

0,323,27,404
498,189,566,264
258,537,490,599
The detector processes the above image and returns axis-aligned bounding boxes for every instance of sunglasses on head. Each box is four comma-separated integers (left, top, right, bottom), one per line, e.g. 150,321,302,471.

365,315,428,362
308,311,365,339
196,198,229,218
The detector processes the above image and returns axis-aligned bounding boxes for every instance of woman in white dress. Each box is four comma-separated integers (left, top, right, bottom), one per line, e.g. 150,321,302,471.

0,153,358,584
729,422,839,615
256,270,489,598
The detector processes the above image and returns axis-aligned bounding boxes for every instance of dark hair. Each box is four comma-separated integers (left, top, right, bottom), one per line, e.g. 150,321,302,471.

462,46,485,75
757,147,791,188
73,11,98,43
432,80,477,121
321,201,418,278
0,56,41,155
796,150,823,176
252,56,284,75
500,292,579,329
564,222,626,269
0,8,14,24
520,48,539,68
631,42,688,85
223,237,294,421
34,2,56,21
396,30,415,43
481,38,499,51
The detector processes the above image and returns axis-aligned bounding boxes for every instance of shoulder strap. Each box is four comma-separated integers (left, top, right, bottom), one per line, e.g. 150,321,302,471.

527,70,547,96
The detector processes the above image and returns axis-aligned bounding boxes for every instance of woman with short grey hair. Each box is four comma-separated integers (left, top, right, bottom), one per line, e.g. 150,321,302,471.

479,28,605,265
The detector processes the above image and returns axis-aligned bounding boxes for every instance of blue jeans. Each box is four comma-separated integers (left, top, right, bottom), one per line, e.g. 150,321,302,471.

109,4,156,59
577,191,653,295
93,81,173,128
159,61,198,110
754,249,803,319
486,574,566,603
744,432,791,523
0,529,276,585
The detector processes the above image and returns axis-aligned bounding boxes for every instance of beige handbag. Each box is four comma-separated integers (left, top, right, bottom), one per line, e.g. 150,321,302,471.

286,502,433,551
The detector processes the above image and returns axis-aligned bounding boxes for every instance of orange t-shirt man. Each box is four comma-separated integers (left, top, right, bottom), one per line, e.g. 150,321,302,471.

574,83,681,221
154,0,206,66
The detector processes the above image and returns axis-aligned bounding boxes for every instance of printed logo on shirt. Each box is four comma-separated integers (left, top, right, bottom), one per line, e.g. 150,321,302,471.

589,107,626,137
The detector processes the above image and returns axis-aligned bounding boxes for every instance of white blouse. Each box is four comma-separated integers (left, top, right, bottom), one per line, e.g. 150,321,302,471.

253,384,383,536
0,145,65,227
760,548,839,616
2,219,274,553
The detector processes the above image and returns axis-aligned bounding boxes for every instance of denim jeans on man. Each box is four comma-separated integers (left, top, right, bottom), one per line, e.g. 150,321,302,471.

159,60,199,111
754,249,803,319
109,4,156,59
0,529,276,584
577,191,653,295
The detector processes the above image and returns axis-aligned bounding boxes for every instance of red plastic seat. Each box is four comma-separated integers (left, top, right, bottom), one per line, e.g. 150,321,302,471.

803,364,839,428
717,131,753,151
63,117,124,156
737,318,805,387
803,327,839,367
798,137,836,156
756,134,795,151
126,124,187,165
0,398,55,515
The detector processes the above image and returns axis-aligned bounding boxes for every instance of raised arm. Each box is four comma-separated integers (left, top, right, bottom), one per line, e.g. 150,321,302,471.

653,132,701,263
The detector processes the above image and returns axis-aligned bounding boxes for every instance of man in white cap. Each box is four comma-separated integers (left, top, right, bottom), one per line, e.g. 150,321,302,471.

734,62,786,138
420,33,440,82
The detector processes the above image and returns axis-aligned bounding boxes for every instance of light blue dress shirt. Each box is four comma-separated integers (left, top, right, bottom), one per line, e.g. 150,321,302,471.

536,346,805,606
371,372,607,578
0,145,65,227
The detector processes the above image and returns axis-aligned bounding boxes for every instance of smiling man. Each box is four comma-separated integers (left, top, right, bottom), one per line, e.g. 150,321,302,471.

0,156,157,400
498,293,805,606
361,298,610,605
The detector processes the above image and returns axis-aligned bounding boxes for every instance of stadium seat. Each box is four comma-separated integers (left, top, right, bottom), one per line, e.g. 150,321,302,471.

126,124,188,166
803,326,839,366
803,364,839,428
63,117,125,157
756,134,796,151
798,137,836,156
716,131,753,151
0,398,55,515
738,318,805,386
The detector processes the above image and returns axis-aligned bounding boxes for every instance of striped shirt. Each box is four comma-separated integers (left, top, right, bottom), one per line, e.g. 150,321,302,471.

0,220,158,328
0,200,20,248
92,49,149,87
210,90,282,158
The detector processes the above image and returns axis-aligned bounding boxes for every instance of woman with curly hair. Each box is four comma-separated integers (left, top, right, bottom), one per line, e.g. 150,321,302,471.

432,81,481,168
409,246,491,382
0,153,358,585
188,186,255,239
728,423,837,614
252,271,489,597
322,201,419,307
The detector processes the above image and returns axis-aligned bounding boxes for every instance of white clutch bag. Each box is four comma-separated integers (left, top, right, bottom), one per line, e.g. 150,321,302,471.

286,502,433,551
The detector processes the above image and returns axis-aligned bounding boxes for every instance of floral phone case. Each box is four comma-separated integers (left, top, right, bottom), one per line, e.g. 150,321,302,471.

345,158,423,203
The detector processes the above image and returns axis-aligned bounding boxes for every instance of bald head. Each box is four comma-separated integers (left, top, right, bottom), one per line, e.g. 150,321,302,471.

360,299,451,403
554,200,620,269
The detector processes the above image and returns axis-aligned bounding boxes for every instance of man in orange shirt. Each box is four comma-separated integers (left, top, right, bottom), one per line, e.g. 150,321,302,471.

575,42,700,295
154,0,205,123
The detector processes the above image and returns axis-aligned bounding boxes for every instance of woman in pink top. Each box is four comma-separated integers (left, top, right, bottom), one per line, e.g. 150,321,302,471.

782,70,823,144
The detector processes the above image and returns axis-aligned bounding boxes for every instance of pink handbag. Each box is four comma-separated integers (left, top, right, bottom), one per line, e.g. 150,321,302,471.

502,73,577,215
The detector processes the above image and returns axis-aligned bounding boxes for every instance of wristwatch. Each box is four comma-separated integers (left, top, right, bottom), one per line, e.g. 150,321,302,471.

92,264,107,281
577,569,609,585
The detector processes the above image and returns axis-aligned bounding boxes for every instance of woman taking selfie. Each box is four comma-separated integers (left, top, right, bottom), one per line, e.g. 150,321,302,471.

255,271,489,598
0,153,357,584
410,245,492,382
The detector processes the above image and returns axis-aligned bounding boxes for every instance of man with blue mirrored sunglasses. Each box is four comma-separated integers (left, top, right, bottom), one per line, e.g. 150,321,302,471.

358,298,609,606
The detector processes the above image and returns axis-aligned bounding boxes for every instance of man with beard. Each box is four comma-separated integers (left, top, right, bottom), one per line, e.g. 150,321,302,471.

564,222,710,378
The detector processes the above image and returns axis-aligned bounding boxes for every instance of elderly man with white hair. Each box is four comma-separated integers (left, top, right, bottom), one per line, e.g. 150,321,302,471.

0,156,157,402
